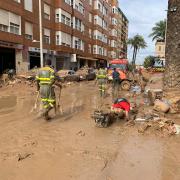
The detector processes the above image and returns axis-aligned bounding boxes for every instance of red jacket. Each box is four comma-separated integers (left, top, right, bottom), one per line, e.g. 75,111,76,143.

112,100,130,112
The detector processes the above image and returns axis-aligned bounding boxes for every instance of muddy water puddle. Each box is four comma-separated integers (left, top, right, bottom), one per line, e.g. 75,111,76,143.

0,95,17,110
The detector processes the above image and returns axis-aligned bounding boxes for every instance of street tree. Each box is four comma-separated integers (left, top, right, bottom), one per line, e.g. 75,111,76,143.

128,35,147,66
143,56,156,68
149,20,166,41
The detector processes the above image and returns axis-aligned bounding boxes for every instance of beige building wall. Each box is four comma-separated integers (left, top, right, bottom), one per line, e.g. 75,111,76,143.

155,41,165,59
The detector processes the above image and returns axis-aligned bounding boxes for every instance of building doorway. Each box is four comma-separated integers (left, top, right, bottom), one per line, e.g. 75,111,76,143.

29,53,40,69
0,47,15,74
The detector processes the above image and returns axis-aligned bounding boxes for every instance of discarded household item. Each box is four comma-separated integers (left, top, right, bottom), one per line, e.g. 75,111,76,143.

131,85,141,94
92,110,112,128
154,99,170,113
138,123,152,133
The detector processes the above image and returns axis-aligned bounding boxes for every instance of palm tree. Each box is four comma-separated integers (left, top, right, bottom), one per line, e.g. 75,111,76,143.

149,20,166,41
128,35,147,66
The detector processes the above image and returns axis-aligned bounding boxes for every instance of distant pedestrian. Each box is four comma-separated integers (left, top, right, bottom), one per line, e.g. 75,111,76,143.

112,68,120,101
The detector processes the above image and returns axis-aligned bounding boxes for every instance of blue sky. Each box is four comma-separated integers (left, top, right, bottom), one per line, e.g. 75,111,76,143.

119,0,168,64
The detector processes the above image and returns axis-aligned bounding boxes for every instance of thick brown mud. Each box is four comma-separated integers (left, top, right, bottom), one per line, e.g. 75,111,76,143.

0,80,180,180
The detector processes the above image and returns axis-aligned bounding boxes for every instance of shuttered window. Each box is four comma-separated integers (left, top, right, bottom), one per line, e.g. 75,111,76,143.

9,12,21,35
0,9,9,26
25,22,33,40
44,4,50,20
24,0,33,12
44,28,50,44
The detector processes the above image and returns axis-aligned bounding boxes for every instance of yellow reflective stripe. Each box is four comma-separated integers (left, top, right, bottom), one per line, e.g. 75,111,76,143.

48,99,55,103
43,105,49,109
38,78,51,81
49,103,54,107
41,98,55,102
41,98,48,102
97,75,106,78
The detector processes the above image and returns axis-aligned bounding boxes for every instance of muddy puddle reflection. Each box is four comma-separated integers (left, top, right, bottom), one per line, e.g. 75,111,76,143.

0,95,17,110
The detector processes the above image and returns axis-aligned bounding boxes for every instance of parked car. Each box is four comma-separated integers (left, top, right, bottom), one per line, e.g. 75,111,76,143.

86,68,96,81
57,70,80,82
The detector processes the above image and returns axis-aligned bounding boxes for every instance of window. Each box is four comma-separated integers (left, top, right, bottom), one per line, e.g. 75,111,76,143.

10,23,19,35
24,0,32,12
44,4,50,20
74,18,84,32
89,13,92,22
0,24,8,32
59,9,71,26
64,0,71,5
61,15,66,24
56,14,59,22
112,18,117,25
75,39,81,49
112,7,117,14
66,17,71,26
79,3,84,14
88,44,91,53
89,29,92,38
56,31,71,46
44,28,50,44
9,12,21,35
14,0,21,3
103,7,108,16
73,37,84,50
25,22,33,40
74,1,84,14
0,9,9,32
93,45,97,54
89,0,92,5
56,35,60,45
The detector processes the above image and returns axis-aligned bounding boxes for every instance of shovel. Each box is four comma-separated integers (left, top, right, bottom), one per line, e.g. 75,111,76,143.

55,87,63,114
30,91,40,113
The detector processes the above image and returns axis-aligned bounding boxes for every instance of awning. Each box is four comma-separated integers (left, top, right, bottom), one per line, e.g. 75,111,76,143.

78,56,98,61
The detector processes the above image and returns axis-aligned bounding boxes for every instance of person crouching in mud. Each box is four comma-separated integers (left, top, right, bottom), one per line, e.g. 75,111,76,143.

111,98,130,121
36,59,62,120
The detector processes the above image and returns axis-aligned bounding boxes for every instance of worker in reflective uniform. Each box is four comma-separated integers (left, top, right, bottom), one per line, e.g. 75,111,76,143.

96,66,107,97
36,60,61,120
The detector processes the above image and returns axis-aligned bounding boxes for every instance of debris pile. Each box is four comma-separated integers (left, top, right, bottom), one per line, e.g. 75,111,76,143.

137,118,180,136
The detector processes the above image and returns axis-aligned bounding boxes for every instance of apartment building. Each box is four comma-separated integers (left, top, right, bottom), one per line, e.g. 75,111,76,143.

155,40,165,60
117,7,128,59
0,0,128,73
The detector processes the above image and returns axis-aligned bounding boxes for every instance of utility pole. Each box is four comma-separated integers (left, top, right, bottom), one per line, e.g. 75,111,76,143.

39,0,43,67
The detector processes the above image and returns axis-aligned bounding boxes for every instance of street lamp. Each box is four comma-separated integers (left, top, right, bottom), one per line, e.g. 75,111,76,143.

39,0,43,68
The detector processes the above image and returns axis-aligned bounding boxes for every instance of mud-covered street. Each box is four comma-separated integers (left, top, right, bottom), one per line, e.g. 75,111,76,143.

0,78,180,180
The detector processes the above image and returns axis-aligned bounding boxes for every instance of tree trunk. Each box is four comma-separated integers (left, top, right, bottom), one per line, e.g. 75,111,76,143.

164,0,180,90
132,47,136,64
134,47,138,65
164,0,180,113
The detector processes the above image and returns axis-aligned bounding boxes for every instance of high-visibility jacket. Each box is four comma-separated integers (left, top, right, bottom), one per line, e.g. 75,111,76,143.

36,66,55,85
96,68,107,79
